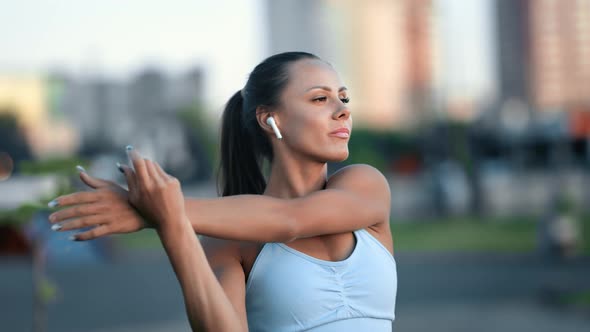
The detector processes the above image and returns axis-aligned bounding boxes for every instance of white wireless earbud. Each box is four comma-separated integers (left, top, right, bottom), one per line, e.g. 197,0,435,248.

266,116,283,140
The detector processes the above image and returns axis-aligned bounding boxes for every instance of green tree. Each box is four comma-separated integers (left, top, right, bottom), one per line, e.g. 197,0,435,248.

0,110,32,170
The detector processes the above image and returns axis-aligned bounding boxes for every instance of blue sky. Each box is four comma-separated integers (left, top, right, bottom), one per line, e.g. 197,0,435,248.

0,0,497,111
0,0,268,107
434,0,497,105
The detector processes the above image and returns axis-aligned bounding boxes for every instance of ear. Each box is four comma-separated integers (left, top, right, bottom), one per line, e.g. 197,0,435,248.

255,106,280,136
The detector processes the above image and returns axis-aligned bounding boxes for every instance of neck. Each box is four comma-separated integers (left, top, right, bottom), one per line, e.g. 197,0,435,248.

263,152,328,199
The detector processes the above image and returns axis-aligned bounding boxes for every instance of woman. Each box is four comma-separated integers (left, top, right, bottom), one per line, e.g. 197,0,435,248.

48,52,397,331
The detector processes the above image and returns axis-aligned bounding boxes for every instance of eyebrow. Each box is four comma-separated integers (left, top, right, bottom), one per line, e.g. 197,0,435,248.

305,86,348,92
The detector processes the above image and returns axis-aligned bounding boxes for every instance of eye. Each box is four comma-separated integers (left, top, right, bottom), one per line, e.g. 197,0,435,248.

340,97,350,104
312,96,328,103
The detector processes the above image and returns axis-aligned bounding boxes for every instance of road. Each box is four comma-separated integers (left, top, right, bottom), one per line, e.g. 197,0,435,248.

1,250,589,332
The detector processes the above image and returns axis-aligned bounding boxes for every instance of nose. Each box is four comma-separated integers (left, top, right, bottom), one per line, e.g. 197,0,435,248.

333,103,351,120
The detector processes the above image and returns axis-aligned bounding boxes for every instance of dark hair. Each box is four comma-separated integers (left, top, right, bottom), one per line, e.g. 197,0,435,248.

217,51,321,196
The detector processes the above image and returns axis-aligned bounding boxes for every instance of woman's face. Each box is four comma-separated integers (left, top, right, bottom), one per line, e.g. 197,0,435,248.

270,58,352,163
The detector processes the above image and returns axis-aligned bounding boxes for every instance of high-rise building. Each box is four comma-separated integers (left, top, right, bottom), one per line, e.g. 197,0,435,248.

266,0,333,58
266,0,436,129
528,0,590,110
341,0,412,129
496,0,529,102
407,0,436,124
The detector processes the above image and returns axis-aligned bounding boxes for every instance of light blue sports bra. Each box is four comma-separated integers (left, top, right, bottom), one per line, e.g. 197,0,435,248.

245,228,397,332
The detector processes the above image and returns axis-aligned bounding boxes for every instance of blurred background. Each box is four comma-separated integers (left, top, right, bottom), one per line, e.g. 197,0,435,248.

1,0,589,331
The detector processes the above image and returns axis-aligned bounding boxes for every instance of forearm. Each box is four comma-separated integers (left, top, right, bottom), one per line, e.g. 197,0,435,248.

184,195,296,242
157,220,245,332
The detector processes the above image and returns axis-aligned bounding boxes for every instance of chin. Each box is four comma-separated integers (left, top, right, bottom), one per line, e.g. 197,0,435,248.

326,150,349,163
306,144,349,163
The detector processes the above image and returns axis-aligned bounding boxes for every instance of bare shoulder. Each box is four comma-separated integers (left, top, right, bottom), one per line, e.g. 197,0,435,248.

327,164,391,202
328,164,393,243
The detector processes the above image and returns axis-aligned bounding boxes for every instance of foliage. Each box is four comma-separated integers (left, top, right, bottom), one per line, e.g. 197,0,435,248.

581,213,590,254
555,287,590,310
0,203,44,226
0,110,33,164
391,216,539,253
345,127,421,173
19,157,88,176
446,121,473,171
177,102,217,180
38,276,59,304
391,215,590,254
0,157,85,225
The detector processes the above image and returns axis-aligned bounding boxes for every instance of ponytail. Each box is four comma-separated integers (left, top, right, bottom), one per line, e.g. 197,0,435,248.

217,90,267,196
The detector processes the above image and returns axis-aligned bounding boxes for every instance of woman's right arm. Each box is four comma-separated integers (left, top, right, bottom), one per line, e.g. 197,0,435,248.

119,156,248,332
159,221,248,332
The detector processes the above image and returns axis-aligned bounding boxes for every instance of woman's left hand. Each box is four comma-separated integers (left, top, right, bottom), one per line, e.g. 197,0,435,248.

122,148,188,233
48,171,151,241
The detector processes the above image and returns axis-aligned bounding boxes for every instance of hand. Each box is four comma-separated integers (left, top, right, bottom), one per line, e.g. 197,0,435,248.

48,168,151,241
122,147,188,233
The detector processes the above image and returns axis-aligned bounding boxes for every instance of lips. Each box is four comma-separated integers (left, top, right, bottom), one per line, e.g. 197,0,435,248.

329,127,350,138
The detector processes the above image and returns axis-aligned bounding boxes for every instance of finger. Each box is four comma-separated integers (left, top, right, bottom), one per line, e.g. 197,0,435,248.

55,215,106,231
48,203,104,223
144,159,160,181
153,162,171,179
119,163,137,193
127,146,148,184
78,168,112,189
125,145,135,171
71,224,112,241
48,191,99,209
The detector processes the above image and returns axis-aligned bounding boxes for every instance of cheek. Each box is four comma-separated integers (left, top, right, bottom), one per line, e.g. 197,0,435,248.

285,120,324,149
282,111,319,141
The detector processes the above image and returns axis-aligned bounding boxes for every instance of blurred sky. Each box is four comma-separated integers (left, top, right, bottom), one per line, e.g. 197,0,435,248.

0,0,495,109
435,0,497,103
0,0,267,108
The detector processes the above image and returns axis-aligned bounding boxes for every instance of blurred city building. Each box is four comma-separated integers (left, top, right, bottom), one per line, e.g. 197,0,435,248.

0,67,208,181
528,0,590,111
266,0,500,129
0,74,78,159
342,0,437,129
267,0,333,59
267,0,438,129
495,0,528,104
494,0,590,124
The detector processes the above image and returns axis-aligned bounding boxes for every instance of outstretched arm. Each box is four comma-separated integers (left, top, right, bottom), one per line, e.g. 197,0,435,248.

48,155,390,243
182,163,391,242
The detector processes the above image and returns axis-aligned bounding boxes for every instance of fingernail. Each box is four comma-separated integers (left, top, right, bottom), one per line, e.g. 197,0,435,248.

126,145,134,151
51,224,62,231
48,199,59,208
76,165,86,173
116,162,124,173
68,234,77,241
